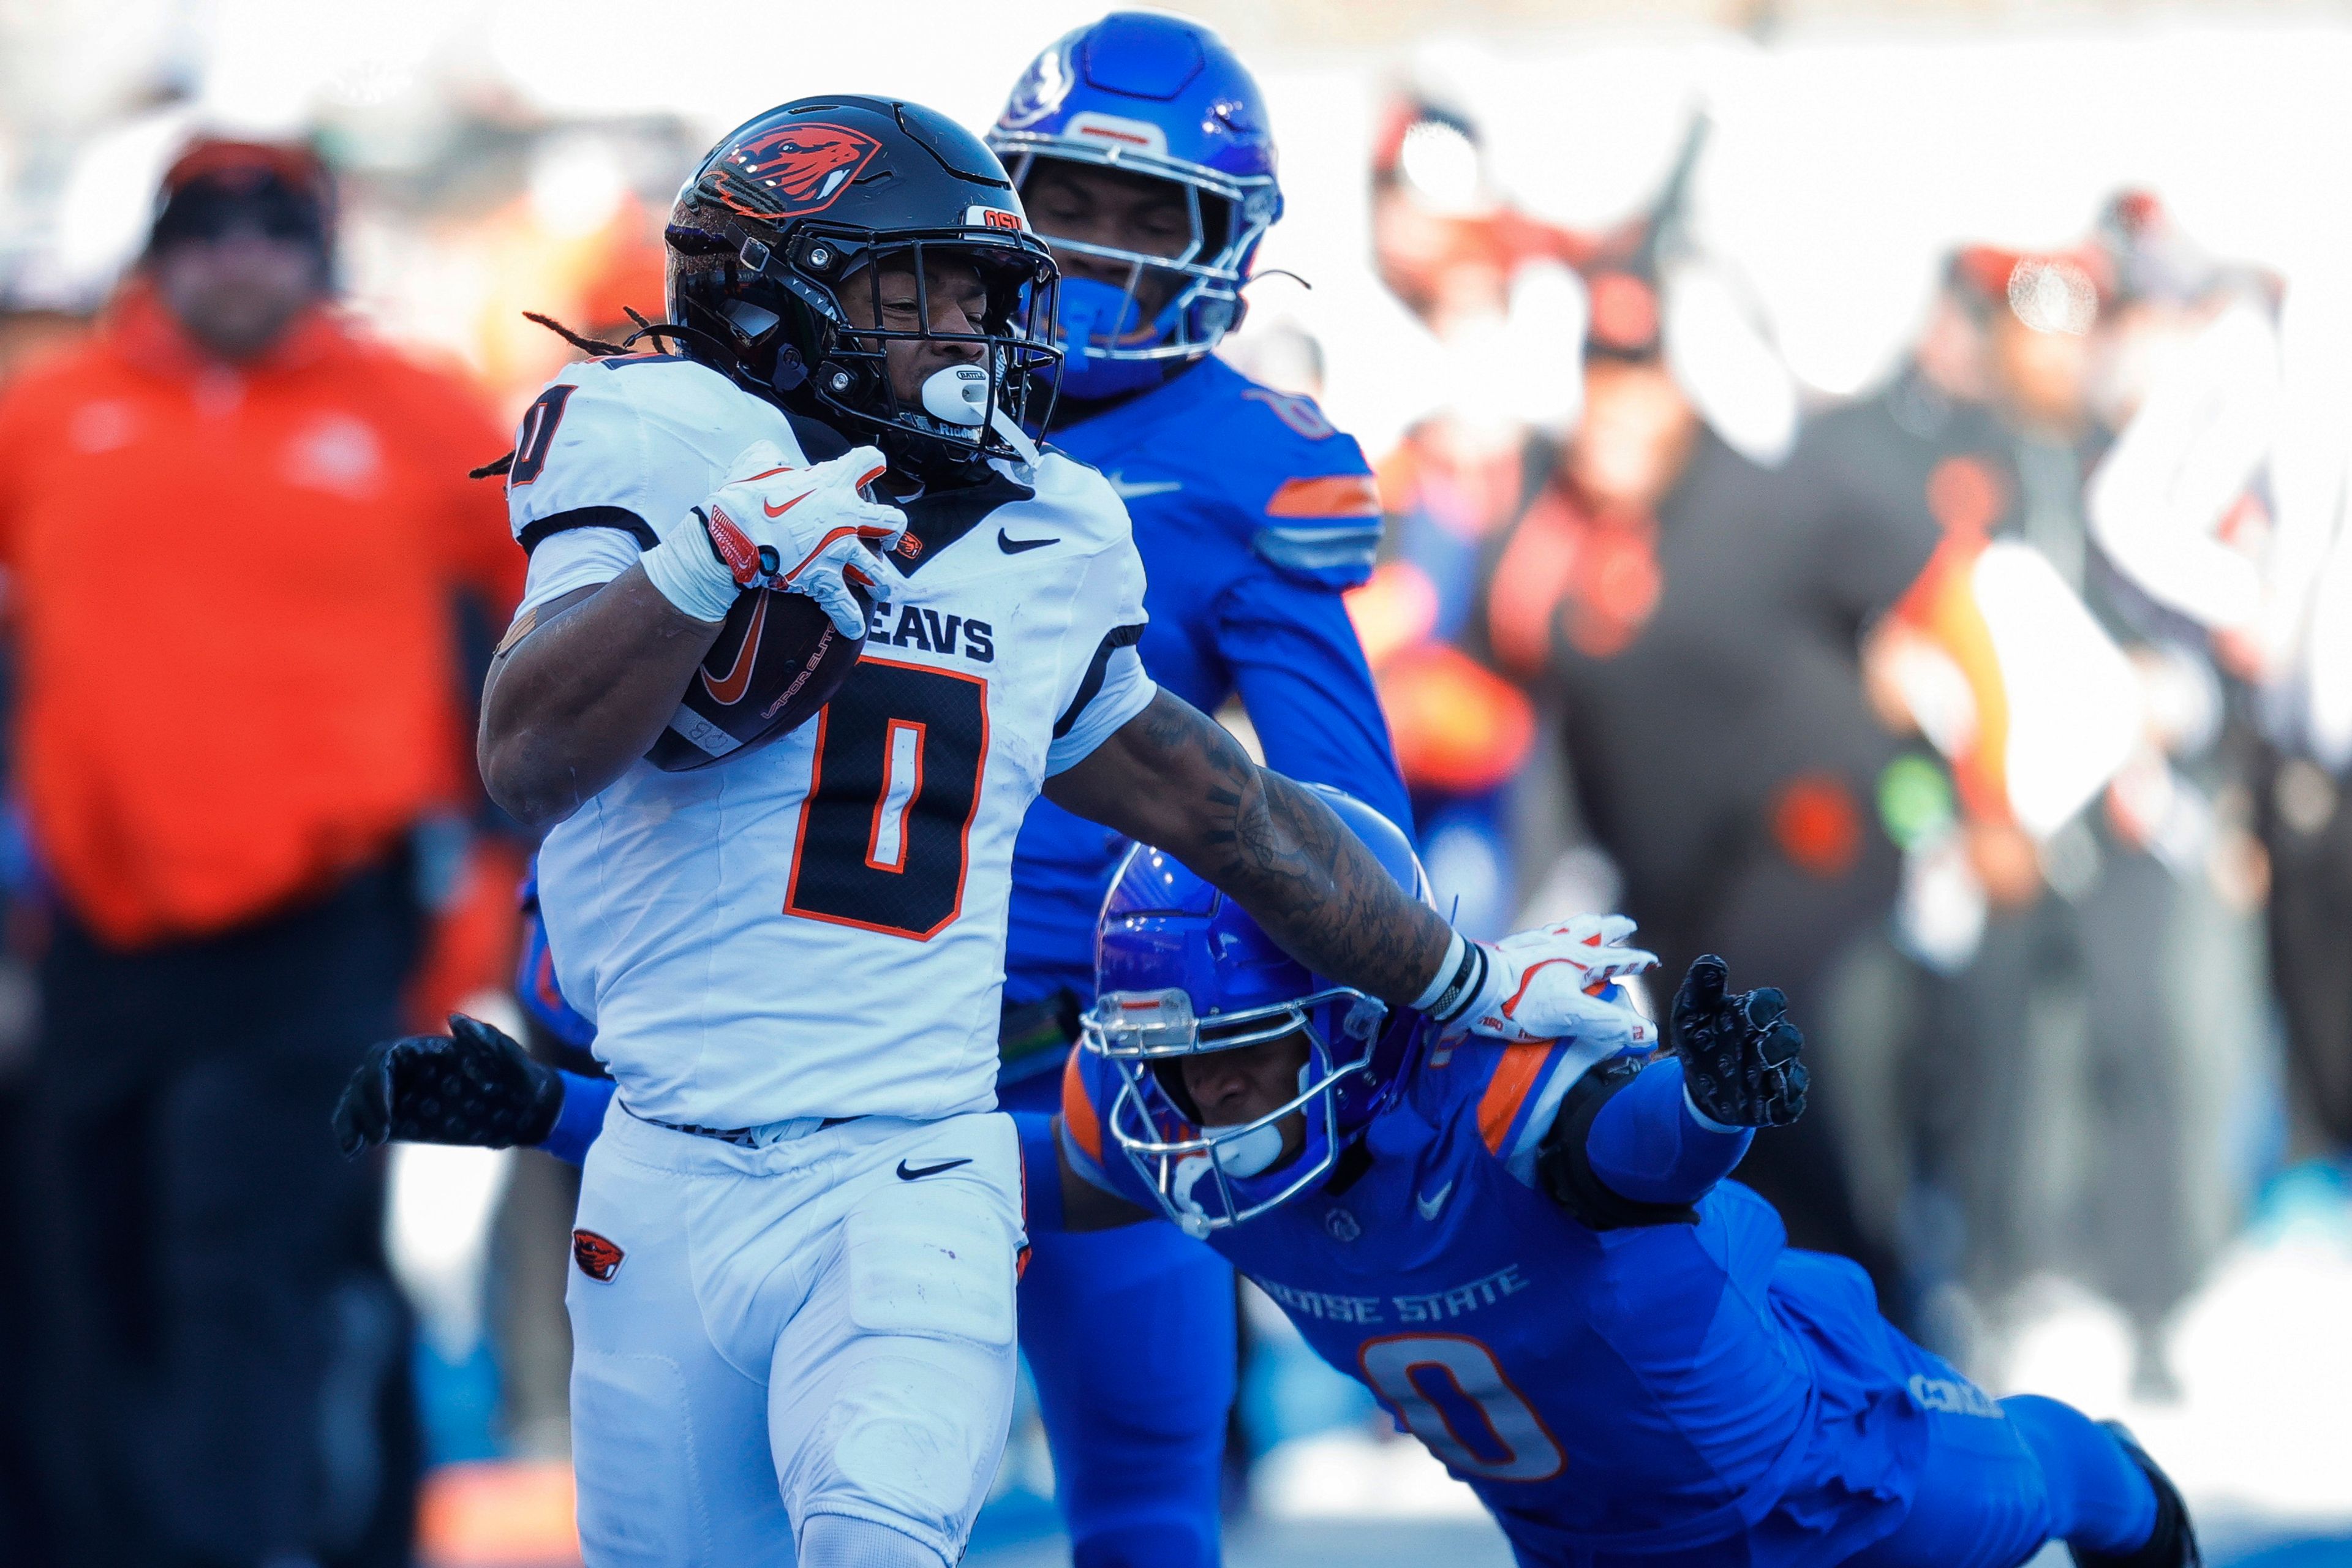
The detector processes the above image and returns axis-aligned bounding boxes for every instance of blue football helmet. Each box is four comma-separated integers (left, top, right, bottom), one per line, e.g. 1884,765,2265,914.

1082,787,1431,1235
988,11,1283,399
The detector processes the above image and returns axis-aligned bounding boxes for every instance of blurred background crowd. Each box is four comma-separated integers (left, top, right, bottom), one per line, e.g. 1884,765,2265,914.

1,1,2350,1566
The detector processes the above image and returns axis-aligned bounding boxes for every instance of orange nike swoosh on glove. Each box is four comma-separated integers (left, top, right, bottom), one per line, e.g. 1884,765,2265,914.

763,491,810,519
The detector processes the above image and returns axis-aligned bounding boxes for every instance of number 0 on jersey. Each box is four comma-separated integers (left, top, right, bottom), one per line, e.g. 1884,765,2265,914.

785,657,989,940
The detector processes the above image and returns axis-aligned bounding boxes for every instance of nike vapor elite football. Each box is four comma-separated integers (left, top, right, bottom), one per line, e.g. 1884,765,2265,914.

644,580,873,772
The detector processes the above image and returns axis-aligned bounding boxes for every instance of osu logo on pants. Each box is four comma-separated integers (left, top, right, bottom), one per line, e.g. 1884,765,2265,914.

573,1228,625,1281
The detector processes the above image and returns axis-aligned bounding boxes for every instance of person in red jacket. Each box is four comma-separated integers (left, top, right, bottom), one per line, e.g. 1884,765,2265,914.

0,138,519,1568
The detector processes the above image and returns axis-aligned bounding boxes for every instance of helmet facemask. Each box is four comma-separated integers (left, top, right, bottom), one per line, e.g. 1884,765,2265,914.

1084,983,1391,1237
999,145,1277,399
667,214,1061,478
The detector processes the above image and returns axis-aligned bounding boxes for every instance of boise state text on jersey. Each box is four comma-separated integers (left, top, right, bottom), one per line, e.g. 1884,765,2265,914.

1058,1036,1947,1567
1003,354,1412,1012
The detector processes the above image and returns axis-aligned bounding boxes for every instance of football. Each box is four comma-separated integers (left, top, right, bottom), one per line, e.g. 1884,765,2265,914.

643,579,873,772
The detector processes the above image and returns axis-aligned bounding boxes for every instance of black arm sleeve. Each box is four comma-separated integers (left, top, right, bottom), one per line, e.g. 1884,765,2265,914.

1534,1055,1700,1231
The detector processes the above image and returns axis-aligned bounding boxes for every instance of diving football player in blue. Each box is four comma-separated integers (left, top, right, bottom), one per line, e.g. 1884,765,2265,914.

343,791,2197,1567
1031,792,2196,1567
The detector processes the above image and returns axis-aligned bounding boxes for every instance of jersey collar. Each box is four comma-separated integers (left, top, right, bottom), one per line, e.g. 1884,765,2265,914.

883,466,1038,575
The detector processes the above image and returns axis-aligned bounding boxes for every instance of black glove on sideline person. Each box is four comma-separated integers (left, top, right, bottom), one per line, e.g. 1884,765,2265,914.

1672,955,1809,1129
333,1013,564,1157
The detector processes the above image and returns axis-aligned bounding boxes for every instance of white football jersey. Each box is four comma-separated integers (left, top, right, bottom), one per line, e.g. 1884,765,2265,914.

505,354,1153,1126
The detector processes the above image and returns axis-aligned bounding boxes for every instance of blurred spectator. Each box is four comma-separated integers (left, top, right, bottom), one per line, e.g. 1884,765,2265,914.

1480,253,1913,1307
1807,231,2259,1392
1357,95,1587,933
0,285,87,1568
1969,232,2252,1392
1767,252,2032,1324
0,138,520,1568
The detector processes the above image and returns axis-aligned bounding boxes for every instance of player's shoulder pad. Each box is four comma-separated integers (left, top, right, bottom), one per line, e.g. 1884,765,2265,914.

559,352,790,454
1424,1034,1621,1175
1028,448,1141,555
505,355,805,550
1193,360,1383,587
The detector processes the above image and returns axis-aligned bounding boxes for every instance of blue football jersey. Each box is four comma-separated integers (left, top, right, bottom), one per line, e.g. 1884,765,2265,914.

1060,1041,1940,1566
1002,357,1411,1011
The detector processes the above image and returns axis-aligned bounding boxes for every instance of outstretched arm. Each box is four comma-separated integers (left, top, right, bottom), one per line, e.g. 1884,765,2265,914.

1043,689,1450,1006
1536,957,1808,1226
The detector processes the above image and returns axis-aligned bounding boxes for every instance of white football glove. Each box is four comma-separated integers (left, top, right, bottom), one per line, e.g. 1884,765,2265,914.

1417,914,1659,1048
640,440,906,633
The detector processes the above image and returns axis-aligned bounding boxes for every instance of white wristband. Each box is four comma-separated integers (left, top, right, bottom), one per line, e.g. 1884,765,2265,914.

1413,930,1492,1023
639,508,738,624
1683,1080,1741,1136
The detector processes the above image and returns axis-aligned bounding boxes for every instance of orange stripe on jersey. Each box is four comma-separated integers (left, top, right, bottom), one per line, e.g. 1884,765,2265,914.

1265,474,1383,519
1061,1049,1105,1165
1478,1043,1554,1155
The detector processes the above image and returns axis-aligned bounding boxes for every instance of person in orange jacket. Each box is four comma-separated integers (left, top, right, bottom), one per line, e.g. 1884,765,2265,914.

0,137,520,1568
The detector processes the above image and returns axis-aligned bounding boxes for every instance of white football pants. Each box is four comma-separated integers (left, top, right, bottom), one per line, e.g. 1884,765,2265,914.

565,1099,1025,1567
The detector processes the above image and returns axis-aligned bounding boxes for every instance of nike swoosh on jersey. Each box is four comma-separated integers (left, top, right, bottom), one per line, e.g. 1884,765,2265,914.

1415,1180,1455,1220
897,1157,974,1181
997,529,1058,554
1106,473,1181,499
698,591,769,706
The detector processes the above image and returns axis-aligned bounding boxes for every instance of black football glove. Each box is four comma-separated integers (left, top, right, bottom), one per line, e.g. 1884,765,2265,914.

1672,955,1809,1129
333,1013,564,1158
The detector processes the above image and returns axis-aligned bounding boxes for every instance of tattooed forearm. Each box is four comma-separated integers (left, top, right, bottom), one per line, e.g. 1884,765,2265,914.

1049,692,1453,1006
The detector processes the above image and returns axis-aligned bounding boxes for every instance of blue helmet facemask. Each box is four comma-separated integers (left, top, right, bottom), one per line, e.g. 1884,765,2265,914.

1088,984,1386,1237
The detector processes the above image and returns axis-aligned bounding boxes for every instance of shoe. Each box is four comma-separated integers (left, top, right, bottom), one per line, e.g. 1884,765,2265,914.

2070,1421,2201,1567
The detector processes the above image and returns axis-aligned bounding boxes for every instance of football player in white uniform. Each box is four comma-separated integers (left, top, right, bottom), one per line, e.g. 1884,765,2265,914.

477,96,1645,1568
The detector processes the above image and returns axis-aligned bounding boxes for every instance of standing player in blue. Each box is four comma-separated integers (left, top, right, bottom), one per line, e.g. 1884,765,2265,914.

980,17,1408,1567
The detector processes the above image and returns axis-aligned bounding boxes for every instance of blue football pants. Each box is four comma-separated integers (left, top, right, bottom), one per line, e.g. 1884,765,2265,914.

1016,1179,1235,1568
1843,1392,2158,1568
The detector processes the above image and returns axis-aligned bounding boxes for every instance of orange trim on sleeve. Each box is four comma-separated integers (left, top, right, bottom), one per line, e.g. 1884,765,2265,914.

1477,1044,1552,1155
1265,474,1384,519
1061,1050,1104,1165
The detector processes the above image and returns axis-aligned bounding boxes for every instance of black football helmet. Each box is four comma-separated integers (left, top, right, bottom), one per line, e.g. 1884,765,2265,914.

663,96,1061,477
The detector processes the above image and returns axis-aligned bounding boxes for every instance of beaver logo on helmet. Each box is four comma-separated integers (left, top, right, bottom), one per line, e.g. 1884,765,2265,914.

716,123,883,219
571,1228,625,1281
